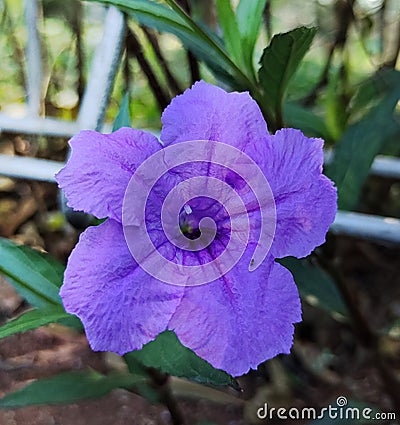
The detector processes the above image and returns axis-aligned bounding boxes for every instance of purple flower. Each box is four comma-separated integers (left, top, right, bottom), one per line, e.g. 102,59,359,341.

56,81,337,376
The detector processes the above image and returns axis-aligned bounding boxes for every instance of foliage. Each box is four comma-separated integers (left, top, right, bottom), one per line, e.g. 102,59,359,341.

0,370,147,408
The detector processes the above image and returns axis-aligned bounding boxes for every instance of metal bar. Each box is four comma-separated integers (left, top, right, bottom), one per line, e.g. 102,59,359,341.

331,211,400,244
1,154,400,244
0,114,114,138
1,128,398,178
370,155,400,179
0,155,62,182
77,6,125,131
24,0,42,117
0,114,79,138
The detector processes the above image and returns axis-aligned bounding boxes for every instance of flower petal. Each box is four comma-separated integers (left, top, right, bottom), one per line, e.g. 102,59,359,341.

263,129,337,258
168,251,301,376
160,81,269,156
56,128,161,222
60,219,183,355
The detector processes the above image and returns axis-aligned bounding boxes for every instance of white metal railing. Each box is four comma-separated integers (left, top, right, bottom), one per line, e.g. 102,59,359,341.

1,153,400,245
24,0,42,118
0,115,79,138
330,211,400,244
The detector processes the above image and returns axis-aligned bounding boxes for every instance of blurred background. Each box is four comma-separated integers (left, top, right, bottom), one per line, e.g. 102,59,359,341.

0,0,399,424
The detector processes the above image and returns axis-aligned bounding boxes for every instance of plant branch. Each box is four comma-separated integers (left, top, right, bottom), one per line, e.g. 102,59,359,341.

71,0,85,104
302,0,355,106
263,0,272,40
141,26,183,95
125,26,170,111
316,252,375,346
378,0,387,58
123,50,131,94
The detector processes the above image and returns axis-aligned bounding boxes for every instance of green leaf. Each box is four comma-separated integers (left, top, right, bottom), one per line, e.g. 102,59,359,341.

236,0,267,71
88,0,235,83
125,331,238,388
279,257,348,320
284,102,331,142
0,238,63,308
0,370,145,408
215,0,243,68
350,68,400,117
0,307,78,339
112,92,131,131
326,70,400,210
258,27,317,125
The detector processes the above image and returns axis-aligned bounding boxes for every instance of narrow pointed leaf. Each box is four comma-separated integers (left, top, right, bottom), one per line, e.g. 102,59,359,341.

258,27,317,122
0,307,78,339
0,370,145,408
112,92,131,131
236,0,267,70
0,238,63,307
215,0,243,67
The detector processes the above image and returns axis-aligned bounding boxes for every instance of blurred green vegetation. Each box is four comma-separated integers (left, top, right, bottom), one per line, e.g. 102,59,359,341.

1,0,399,136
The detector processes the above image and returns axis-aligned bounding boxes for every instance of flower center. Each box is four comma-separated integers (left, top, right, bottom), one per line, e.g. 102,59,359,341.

179,205,201,240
